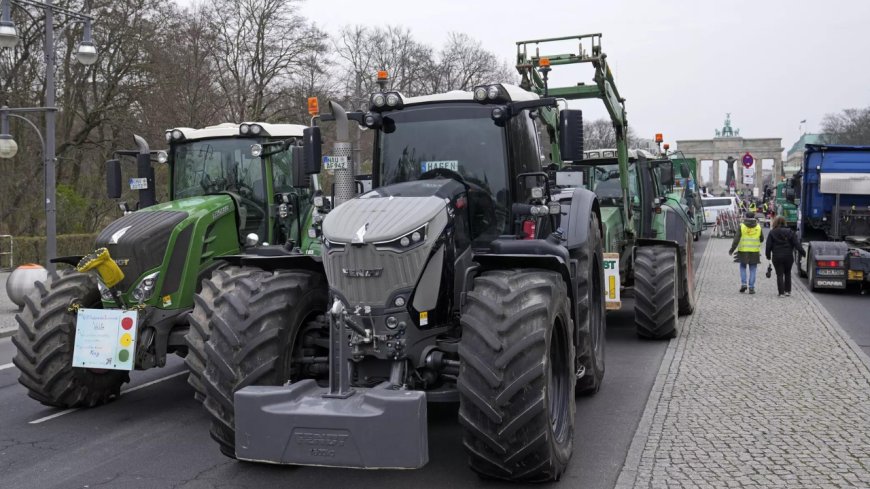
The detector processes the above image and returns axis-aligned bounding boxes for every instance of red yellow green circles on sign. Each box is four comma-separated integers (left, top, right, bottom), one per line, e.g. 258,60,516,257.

117,312,136,367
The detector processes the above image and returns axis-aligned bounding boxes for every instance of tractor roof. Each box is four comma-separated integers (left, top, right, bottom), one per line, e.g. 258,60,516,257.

402,84,540,107
583,148,658,161
168,122,307,142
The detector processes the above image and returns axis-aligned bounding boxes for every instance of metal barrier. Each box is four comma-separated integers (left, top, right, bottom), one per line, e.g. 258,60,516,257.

0,235,11,270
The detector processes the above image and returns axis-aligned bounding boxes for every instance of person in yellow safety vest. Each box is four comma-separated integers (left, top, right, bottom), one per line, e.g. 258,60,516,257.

728,211,765,294
749,201,757,213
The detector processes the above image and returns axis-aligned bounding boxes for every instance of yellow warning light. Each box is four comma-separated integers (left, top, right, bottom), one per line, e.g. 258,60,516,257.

377,70,389,81
307,97,319,116
655,133,664,143
538,57,551,68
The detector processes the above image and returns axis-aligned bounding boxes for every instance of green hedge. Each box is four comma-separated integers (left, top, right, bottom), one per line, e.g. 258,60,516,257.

3,234,98,269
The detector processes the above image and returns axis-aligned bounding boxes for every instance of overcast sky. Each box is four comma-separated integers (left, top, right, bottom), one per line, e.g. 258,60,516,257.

182,0,869,154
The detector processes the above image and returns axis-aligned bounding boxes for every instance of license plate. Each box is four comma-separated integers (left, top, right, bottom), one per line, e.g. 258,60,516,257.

816,268,845,276
848,270,864,281
814,278,845,288
72,308,138,371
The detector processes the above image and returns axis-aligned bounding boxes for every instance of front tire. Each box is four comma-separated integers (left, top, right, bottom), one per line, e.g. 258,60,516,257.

634,246,679,339
185,266,257,403
202,269,327,457
12,271,129,408
458,269,575,482
678,231,696,316
575,213,606,395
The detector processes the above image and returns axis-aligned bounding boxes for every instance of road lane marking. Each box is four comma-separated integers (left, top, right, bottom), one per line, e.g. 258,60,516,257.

0,362,15,371
28,370,187,424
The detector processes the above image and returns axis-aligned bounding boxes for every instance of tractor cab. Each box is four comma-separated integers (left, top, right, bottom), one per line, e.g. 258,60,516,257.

164,122,315,248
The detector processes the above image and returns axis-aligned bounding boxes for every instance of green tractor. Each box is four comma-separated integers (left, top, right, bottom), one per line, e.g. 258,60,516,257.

774,178,799,228
514,35,697,339
666,153,705,241
12,122,321,408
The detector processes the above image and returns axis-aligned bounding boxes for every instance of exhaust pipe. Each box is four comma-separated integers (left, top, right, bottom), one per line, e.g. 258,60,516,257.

329,101,355,206
133,134,156,208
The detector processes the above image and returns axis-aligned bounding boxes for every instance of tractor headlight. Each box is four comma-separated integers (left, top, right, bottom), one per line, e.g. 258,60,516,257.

473,86,488,101
156,151,168,164
386,93,401,107
371,93,386,108
132,271,159,302
251,144,263,157
370,91,403,112
240,123,251,135
97,279,114,303
250,124,262,135
374,224,428,252
171,129,184,141
164,131,173,143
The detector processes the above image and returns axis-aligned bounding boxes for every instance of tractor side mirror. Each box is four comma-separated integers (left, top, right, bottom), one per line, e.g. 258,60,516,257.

559,109,584,162
290,146,310,188
302,126,322,175
106,159,121,199
659,161,675,187
679,163,690,179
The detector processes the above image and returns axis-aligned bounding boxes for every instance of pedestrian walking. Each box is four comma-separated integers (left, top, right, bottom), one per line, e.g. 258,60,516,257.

729,211,764,294
765,216,806,297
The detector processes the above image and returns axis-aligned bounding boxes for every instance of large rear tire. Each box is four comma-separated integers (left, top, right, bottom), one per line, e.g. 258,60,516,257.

12,271,129,408
575,213,606,395
185,266,257,403
634,246,679,339
458,269,575,482
678,231,696,316
202,269,327,458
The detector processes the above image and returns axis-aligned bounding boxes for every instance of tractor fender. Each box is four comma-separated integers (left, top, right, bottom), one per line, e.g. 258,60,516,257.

562,187,603,251
471,253,575,309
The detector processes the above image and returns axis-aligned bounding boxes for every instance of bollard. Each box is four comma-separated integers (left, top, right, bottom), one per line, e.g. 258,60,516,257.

5,264,48,310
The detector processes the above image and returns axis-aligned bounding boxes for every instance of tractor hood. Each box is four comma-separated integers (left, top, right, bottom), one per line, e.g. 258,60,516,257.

320,179,461,309
322,180,462,244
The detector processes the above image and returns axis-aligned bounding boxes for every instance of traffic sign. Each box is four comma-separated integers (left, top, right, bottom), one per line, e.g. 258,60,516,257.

742,153,754,168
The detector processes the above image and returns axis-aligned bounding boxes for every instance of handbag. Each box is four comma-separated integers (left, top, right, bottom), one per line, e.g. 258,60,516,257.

765,263,772,278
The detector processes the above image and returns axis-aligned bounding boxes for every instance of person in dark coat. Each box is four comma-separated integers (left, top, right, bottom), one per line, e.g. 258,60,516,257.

765,216,806,297
729,212,764,294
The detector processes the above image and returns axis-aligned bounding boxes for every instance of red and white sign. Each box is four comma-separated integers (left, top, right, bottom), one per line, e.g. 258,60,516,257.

742,153,754,169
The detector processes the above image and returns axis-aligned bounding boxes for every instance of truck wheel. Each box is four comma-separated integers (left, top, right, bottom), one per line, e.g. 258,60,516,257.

202,270,327,458
186,266,256,403
12,271,129,408
634,246,679,339
458,269,575,482
678,231,696,316
575,213,606,395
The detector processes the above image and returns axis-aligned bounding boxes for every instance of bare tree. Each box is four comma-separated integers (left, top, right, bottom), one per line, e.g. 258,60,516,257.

207,0,325,122
434,32,515,92
821,107,870,145
583,118,639,151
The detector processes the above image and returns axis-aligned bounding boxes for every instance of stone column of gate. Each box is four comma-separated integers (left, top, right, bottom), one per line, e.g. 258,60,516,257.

712,158,719,190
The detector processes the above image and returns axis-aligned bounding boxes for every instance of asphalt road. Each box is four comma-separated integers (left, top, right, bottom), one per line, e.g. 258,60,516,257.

0,236,709,489
795,273,870,358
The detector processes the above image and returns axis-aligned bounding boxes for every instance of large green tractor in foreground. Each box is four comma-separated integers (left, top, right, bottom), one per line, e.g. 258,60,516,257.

12,122,321,408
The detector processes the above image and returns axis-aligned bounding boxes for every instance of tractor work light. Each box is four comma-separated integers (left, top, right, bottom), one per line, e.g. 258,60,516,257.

166,129,185,142
251,144,263,157
240,123,251,135
472,84,510,104
363,112,383,129
370,91,403,112
156,151,168,164
239,123,269,137
250,124,262,135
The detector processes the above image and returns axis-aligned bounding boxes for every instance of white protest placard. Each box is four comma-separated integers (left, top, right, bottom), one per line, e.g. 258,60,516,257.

72,309,138,371
603,253,621,310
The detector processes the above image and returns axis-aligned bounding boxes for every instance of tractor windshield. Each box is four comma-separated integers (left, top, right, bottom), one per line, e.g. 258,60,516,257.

171,137,266,201
376,104,510,241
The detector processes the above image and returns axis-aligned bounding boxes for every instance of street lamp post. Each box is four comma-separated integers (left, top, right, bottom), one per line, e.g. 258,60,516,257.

0,0,97,275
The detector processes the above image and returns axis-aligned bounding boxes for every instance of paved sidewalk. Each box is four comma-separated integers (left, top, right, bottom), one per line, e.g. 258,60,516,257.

617,237,870,488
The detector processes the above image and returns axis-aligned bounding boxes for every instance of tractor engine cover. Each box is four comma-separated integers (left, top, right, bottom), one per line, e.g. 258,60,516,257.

320,181,457,311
